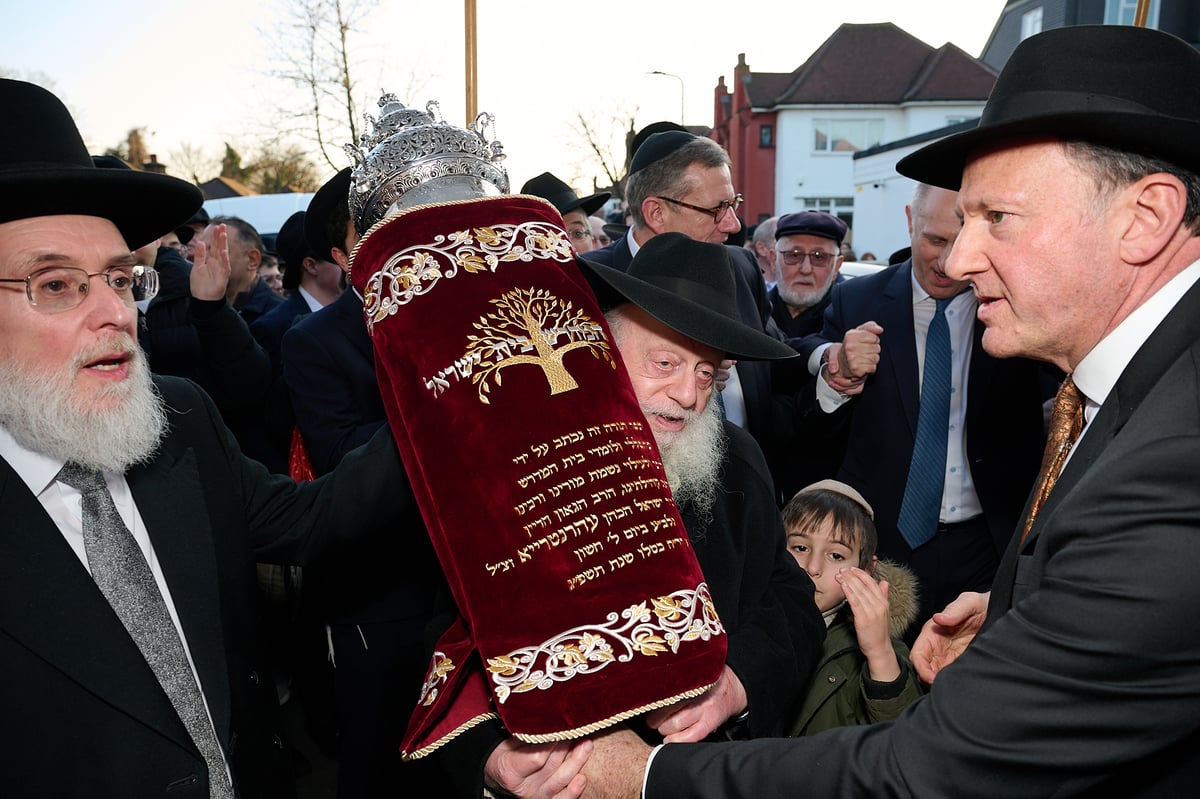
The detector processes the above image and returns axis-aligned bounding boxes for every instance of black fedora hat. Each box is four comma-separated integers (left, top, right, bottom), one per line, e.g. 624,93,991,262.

175,207,210,245
898,25,1200,190
276,211,310,290
520,172,610,217
305,167,352,263
0,79,202,249
580,232,798,362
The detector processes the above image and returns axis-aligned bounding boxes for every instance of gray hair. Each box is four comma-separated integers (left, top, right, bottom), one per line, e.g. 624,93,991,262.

1062,140,1200,234
752,216,779,247
624,137,732,228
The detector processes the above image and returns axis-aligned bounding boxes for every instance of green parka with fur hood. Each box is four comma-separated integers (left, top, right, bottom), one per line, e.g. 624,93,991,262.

787,560,924,736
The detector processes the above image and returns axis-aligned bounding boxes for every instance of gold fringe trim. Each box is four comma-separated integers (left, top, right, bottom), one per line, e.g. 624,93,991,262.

400,711,501,761
511,679,718,744
400,677,719,759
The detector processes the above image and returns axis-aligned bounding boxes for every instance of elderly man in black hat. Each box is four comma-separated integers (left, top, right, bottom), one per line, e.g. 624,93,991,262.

0,79,411,799
474,233,823,799
520,172,610,255
580,24,1200,799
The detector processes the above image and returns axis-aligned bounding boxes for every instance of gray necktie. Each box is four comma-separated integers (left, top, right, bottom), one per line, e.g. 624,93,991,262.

57,462,234,799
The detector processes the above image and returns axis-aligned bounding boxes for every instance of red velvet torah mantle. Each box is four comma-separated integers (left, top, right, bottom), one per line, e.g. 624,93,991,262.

349,195,727,758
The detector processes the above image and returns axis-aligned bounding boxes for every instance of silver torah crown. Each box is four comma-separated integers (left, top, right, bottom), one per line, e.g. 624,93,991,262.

344,93,509,234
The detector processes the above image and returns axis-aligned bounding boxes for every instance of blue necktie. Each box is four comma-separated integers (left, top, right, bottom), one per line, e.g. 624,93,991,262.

897,298,952,549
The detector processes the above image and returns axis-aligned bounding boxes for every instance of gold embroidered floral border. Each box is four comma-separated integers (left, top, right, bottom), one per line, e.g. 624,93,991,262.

362,220,574,332
485,583,723,704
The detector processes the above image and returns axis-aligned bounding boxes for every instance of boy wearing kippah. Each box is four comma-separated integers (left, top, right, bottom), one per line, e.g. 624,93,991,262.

783,480,923,735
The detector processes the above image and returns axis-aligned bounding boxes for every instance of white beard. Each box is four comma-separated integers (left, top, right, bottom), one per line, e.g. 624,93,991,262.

0,339,167,473
778,277,834,313
650,398,726,532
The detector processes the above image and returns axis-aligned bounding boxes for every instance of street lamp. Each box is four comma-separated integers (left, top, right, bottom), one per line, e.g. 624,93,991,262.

648,70,684,125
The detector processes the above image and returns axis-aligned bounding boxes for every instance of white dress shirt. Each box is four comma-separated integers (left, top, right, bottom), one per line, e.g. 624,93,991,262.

0,426,230,773
813,272,982,524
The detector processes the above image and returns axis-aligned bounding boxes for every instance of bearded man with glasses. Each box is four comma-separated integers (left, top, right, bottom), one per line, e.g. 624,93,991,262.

582,129,784,460
0,78,414,799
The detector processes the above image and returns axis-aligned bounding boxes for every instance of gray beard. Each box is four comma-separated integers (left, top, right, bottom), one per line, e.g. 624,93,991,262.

778,278,833,314
652,398,726,533
0,341,167,473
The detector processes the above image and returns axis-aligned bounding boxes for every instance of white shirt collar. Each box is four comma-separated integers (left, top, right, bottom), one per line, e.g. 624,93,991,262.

0,423,65,498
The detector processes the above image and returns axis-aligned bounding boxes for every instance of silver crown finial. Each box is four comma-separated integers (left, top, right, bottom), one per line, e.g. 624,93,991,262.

346,92,509,234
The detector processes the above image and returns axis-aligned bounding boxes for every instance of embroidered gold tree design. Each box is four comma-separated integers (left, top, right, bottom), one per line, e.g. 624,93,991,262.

466,287,615,404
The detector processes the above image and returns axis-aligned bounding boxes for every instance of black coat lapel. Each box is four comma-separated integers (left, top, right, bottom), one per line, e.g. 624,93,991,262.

1030,276,1200,545
0,457,193,751
128,441,231,744
990,275,1200,616
879,263,920,436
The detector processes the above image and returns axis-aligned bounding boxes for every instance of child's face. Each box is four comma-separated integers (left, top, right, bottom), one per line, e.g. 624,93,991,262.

787,517,861,613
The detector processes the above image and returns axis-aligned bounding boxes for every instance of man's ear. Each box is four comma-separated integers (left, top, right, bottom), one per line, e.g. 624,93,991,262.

641,197,669,235
302,255,321,277
1119,173,1188,264
247,246,262,272
332,247,351,274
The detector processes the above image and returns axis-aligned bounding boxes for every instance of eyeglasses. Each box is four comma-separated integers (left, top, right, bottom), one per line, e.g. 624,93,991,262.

0,264,159,313
567,229,594,242
777,249,838,268
656,193,744,222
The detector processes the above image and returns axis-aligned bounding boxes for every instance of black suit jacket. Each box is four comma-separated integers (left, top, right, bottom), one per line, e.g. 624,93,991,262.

251,291,312,375
0,376,406,798
281,289,384,476
815,261,1046,562
581,233,783,453
647,272,1200,799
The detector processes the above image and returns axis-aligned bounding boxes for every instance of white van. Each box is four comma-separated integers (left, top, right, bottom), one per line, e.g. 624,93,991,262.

202,193,315,248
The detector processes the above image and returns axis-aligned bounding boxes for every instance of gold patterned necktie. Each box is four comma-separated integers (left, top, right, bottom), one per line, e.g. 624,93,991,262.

1021,376,1085,545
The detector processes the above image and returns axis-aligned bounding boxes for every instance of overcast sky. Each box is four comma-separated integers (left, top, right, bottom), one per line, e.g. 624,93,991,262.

2,0,1005,193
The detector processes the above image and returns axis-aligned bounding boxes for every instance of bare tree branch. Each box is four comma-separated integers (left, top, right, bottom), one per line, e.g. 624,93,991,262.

570,107,640,198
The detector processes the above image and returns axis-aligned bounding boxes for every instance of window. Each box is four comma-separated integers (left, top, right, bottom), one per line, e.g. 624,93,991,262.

812,119,883,153
1105,0,1159,26
797,198,854,222
1021,7,1042,39
759,124,774,148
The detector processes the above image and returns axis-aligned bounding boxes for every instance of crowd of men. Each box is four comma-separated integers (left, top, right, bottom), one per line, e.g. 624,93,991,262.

4,20,1200,799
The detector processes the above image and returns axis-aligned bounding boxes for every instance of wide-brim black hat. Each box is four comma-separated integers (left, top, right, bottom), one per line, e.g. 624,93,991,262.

520,172,610,218
898,25,1200,190
305,167,352,263
580,232,797,362
0,79,202,249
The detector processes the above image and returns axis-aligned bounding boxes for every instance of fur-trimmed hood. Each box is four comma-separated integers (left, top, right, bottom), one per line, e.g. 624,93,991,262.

874,560,920,640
